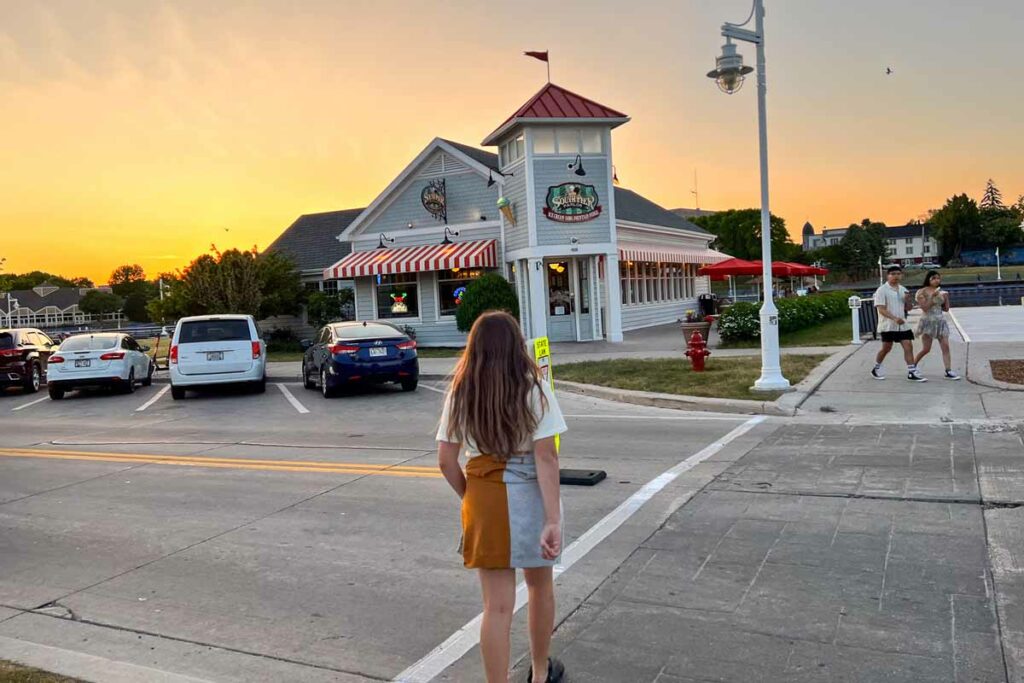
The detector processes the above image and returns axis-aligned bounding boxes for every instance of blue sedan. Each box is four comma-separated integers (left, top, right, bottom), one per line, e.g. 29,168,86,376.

302,321,419,398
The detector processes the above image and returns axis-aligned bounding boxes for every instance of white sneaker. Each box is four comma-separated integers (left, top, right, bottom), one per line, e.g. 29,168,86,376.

945,370,961,380
907,369,928,382
871,367,885,380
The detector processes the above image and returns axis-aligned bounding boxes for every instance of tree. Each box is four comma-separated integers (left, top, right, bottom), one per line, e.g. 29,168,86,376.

107,264,157,322
79,290,124,317
930,194,981,262
0,271,90,290
306,290,356,327
840,219,886,278
146,246,303,321
109,264,146,288
70,277,95,288
691,209,794,261
980,179,1004,210
455,273,519,333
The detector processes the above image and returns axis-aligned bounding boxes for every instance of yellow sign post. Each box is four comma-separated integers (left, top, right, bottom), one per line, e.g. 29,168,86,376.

530,336,558,451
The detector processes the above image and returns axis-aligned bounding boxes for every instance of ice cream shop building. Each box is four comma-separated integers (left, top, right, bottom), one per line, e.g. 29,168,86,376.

319,83,728,344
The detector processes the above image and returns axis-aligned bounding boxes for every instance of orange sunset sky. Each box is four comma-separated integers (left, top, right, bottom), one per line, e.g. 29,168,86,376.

2,0,1022,284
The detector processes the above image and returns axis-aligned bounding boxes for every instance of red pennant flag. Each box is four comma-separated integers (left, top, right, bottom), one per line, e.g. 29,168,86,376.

524,51,549,63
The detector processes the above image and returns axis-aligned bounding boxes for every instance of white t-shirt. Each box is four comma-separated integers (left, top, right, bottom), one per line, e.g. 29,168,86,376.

436,380,567,457
873,283,911,333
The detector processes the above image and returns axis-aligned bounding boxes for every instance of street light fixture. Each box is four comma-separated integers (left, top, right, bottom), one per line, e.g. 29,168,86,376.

707,0,789,391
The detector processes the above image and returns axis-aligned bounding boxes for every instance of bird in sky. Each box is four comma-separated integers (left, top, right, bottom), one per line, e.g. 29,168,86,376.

886,67,894,75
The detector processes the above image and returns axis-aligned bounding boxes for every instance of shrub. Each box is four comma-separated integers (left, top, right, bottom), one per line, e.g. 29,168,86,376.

717,291,854,342
265,327,303,353
455,273,519,333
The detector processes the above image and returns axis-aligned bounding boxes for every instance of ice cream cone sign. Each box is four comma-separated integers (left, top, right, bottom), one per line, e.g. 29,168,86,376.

497,196,515,226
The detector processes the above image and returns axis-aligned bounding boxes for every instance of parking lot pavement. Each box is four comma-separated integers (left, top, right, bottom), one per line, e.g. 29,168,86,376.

949,306,1024,343
0,380,754,681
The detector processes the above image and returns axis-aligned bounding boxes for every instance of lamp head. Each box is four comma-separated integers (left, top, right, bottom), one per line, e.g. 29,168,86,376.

707,40,753,94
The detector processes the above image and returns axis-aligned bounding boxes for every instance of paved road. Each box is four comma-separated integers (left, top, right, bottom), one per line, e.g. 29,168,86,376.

0,380,752,681
950,305,1024,343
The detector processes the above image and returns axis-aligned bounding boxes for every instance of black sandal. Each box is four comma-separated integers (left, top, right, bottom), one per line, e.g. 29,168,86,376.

526,657,565,683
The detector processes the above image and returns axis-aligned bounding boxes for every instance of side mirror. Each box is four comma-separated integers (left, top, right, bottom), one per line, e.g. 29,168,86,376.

300,339,313,350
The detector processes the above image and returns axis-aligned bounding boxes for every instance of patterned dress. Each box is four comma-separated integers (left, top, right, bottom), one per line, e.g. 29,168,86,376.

916,288,950,339
437,381,568,569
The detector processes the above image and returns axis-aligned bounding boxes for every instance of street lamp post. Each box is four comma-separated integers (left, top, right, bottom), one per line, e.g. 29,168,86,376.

706,0,789,391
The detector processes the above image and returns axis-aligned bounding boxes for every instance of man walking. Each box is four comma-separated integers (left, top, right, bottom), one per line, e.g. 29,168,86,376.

871,265,926,382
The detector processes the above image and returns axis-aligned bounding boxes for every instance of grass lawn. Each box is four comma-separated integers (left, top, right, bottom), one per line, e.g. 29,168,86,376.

718,316,853,349
416,347,463,358
0,660,79,682
556,354,830,401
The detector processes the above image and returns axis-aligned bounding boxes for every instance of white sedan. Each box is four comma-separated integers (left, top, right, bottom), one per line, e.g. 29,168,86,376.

47,333,154,399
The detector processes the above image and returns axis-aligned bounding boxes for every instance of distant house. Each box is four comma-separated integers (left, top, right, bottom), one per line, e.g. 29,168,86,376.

2,283,122,329
802,223,940,265
670,208,717,221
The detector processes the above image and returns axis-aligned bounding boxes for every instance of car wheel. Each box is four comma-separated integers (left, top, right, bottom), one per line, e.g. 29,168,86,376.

320,368,336,398
253,376,266,394
23,363,40,394
401,379,418,392
142,362,154,387
123,369,136,394
48,383,65,400
303,366,316,390
170,385,186,400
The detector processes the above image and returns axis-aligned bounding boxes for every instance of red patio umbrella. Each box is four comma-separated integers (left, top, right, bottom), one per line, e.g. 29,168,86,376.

697,257,762,280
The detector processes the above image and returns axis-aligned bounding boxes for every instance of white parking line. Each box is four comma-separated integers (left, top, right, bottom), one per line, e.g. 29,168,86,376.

276,383,310,414
394,414,768,682
135,385,170,412
11,396,49,412
948,310,971,343
418,383,446,395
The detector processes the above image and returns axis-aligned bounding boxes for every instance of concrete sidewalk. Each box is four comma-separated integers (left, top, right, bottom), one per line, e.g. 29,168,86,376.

526,422,1021,683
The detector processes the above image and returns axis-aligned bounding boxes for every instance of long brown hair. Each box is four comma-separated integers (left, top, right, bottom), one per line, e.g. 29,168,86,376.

445,311,546,459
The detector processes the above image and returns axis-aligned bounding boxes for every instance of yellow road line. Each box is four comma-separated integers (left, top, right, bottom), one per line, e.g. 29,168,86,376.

0,448,441,478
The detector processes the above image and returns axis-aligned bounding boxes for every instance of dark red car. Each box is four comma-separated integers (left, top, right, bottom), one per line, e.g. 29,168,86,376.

0,328,56,394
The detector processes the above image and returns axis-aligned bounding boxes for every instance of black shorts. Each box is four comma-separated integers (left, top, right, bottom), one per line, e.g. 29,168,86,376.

881,330,914,343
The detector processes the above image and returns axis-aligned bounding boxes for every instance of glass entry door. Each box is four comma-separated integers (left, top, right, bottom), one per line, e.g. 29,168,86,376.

545,260,577,342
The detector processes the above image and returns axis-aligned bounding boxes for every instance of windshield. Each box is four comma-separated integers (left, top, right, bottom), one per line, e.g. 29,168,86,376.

60,335,119,351
0,333,13,351
179,319,251,343
333,323,403,341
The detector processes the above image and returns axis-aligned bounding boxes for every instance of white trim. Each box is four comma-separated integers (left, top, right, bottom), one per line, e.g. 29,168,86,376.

524,129,539,249
340,138,499,240
505,242,617,262
350,221,500,248
617,220,715,243
482,116,630,146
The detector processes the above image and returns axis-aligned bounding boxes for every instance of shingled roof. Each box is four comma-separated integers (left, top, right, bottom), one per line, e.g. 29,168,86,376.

616,188,710,235
266,208,364,273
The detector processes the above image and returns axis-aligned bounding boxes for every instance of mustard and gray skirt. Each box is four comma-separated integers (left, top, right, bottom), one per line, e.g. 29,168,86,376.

461,454,562,569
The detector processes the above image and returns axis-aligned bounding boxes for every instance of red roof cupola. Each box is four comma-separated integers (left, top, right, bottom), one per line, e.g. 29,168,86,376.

481,83,630,146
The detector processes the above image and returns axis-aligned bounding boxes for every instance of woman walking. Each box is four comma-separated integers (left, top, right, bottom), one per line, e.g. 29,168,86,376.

914,270,960,380
436,311,567,683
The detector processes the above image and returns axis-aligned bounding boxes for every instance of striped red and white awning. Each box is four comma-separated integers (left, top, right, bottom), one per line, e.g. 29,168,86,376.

323,239,498,279
618,243,731,265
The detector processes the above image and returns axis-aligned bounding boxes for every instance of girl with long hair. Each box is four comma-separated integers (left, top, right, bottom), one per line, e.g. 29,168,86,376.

436,311,567,683
913,270,960,380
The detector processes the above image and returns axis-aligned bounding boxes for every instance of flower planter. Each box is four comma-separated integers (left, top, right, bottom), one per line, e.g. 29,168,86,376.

680,321,712,341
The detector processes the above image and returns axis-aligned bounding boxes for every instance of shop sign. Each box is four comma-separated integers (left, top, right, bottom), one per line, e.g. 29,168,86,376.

421,179,447,222
543,183,602,223
390,292,409,314
529,336,559,452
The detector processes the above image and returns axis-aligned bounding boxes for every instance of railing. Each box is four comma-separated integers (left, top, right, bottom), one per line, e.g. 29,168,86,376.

858,281,1024,308
857,299,878,340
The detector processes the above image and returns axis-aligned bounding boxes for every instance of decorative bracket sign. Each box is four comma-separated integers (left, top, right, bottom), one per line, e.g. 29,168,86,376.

543,183,602,223
421,179,447,223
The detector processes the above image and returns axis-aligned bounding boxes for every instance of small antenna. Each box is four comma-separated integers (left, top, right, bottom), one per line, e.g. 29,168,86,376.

690,169,700,210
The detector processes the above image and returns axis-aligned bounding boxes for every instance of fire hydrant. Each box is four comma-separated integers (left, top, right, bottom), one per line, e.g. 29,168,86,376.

685,331,711,372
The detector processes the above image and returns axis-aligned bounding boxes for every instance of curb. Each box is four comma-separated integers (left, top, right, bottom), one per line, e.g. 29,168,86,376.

551,346,859,417
151,373,452,384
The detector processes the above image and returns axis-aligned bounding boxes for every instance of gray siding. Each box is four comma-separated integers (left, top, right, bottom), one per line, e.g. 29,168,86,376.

360,153,499,235
355,278,374,320
622,300,697,332
533,157,613,246
350,225,502,252
501,164,530,251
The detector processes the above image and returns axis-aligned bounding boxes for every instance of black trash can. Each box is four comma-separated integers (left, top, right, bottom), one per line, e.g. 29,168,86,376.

698,293,717,317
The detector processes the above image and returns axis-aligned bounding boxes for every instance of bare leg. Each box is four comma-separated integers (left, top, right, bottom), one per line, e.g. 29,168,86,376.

523,567,555,683
914,335,933,367
899,340,915,366
939,336,952,370
478,568,517,683
875,341,893,365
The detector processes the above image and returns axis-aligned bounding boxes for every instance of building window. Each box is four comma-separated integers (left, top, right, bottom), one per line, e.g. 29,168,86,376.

905,246,914,255
619,261,696,306
580,129,603,154
905,237,913,244
322,280,339,295
500,134,525,167
533,128,555,154
437,268,488,318
304,281,320,293
924,245,931,254
375,273,419,320
887,239,896,245
578,260,591,314
555,128,578,155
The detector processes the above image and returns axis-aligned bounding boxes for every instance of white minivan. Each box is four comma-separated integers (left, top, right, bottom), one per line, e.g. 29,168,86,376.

169,315,267,399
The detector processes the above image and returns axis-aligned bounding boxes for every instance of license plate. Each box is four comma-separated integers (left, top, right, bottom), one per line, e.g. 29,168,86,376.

74,359,91,368
369,347,387,357
206,351,224,361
